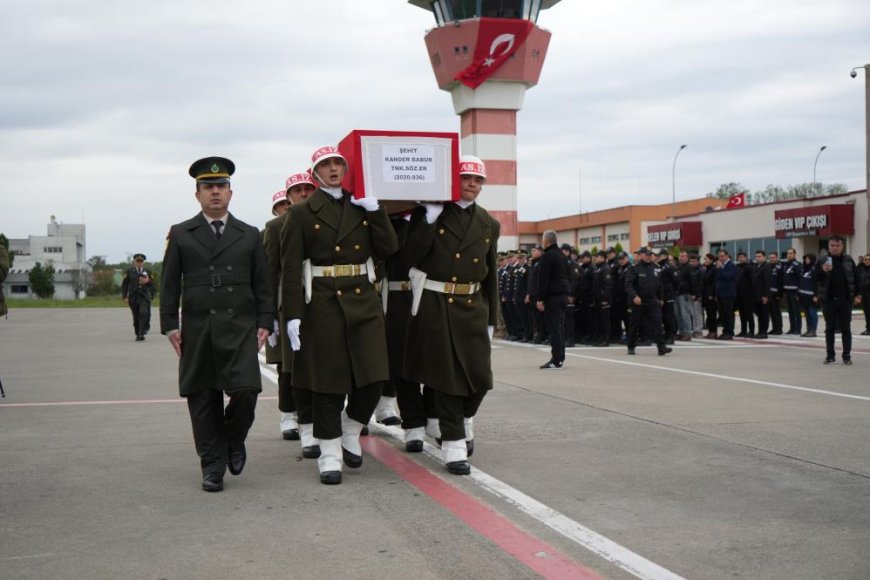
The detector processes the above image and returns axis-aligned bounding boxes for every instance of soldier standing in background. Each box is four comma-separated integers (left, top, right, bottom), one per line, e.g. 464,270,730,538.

160,156,274,492
591,250,613,347
513,251,532,342
575,251,594,344
767,252,784,335
562,244,580,347
121,253,155,342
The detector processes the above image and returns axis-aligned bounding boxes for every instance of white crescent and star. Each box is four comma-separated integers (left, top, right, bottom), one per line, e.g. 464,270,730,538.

483,33,516,67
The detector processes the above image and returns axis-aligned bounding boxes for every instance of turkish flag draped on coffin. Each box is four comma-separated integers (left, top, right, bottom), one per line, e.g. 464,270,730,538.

455,18,535,90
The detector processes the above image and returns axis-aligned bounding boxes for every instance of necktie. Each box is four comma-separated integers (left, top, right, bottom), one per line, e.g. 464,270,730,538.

212,220,223,240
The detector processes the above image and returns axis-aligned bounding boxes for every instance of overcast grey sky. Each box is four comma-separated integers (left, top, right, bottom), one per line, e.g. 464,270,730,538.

1,0,867,262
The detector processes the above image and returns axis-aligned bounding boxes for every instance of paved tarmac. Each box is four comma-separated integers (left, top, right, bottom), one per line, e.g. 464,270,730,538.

1,308,869,579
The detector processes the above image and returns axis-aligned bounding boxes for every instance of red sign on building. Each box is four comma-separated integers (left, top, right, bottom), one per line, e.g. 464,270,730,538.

647,221,703,248
773,204,854,239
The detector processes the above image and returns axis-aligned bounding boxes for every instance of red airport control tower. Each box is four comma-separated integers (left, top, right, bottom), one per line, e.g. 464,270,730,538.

409,0,563,250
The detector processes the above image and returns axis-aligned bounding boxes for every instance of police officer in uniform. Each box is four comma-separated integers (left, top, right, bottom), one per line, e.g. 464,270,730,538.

263,172,317,441
575,251,594,344
782,248,802,334
767,252,783,335
513,251,532,342
656,249,678,344
592,250,613,346
404,155,500,475
160,157,274,492
625,247,671,356
122,253,155,341
281,146,398,485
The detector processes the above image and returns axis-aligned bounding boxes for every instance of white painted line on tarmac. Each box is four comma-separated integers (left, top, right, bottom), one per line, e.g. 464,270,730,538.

564,352,870,402
256,363,684,580
369,422,685,580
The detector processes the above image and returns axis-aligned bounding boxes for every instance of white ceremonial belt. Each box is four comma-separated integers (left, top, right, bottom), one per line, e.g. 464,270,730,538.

311,263,369,277
423,279,481,296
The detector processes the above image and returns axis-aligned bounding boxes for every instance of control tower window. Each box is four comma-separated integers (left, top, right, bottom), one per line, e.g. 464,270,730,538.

480,0,523,18
450,0,478,20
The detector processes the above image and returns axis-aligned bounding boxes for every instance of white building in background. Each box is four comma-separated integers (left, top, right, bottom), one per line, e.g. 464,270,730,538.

3,216,91,300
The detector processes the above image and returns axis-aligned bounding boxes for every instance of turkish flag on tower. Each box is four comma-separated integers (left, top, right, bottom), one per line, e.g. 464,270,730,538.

455,18,535,90
726,192,746,209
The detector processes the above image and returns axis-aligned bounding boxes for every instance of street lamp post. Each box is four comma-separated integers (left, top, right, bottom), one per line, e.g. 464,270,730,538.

851,64,870,254
672,144,687,221
813,145,827,195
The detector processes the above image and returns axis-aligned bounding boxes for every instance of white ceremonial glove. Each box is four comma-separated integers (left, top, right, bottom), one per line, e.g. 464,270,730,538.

350,195,379,212
423,203,444,224
488,325,495,342
267,319,280,348
287,319,301,352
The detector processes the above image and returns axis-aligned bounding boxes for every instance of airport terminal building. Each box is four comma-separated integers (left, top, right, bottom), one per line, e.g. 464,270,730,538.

519,189,868,258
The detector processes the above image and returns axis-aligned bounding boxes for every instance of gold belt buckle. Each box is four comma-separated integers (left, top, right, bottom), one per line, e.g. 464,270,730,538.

456,283,471,295
443,282,456,294
400,281,410,291
321,267,334,278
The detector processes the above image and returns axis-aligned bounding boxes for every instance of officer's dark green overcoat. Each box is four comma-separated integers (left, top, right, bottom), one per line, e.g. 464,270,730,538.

160,213,274,396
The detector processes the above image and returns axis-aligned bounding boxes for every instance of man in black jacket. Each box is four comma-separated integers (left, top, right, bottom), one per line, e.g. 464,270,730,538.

735,251,755,337
767,252,784,335
575,251,594,344
816,235,861,365
656,250,678,344
591,250,613,346
625,247,671,356
751,250,771,339
860,255,870,335
783,248,802,334
610,252,630,343
536,230,570,369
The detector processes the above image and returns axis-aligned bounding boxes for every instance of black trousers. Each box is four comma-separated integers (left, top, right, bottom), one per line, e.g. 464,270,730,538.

627,300,664,348
785,291,801,333
434,389,487,441
718,297,735,336
396,378,437,430
610,300,627,341
276,362,296,414
862,292,870,331
501,300,515,336
597,304,611,342
737,295,755,334
128,298,151,337
544,295,567,364
186,388,258,477
576,301,593,342
704,299,718,333
293,386,314,424
823,298,853,359
754,299,769,335
514,301,530,340
312,382,382,440
768,293,783,333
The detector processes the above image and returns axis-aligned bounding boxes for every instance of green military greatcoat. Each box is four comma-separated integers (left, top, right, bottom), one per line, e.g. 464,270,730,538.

403,203,500,396
281,189,399,394
160,213,274,396
262,213,293,367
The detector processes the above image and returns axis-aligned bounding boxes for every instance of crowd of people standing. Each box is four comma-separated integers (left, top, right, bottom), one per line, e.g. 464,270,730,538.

498,237,870,365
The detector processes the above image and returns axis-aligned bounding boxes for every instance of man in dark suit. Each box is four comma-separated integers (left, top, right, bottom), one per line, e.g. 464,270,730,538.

404,155,500,475
751,250,771,339
536,230,570,369
281,146,398,485
160,156,274,493
121,253,155,341
715,249,737,339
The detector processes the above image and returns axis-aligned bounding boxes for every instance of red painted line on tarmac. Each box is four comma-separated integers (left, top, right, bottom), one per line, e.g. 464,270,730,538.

361,435,602,580
0,396,278,408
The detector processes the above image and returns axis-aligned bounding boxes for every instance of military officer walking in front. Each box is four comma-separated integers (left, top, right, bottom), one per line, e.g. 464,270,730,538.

404,155,500,475
121,253,155,341
281,146,398,485
160,157,274,492
625,247,671,356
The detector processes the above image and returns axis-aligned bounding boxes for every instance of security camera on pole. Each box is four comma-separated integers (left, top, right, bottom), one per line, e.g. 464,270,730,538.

408,0,563,251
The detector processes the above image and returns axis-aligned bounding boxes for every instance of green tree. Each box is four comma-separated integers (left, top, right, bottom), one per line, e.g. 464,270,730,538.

88,255,109,270
590,245,599,255
613,242,624,254
29,262,55,298
87,269,118,296
0,233,11,268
